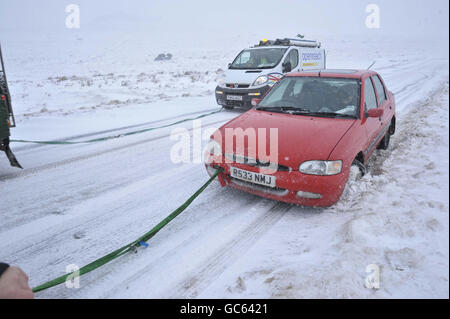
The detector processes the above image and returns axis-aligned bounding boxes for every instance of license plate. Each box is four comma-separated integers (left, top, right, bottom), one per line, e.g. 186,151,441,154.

226,95,243,101
230,167,276,188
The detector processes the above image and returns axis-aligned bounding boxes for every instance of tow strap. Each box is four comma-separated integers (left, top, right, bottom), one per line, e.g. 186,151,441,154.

12,109,222,145
32,169,221,293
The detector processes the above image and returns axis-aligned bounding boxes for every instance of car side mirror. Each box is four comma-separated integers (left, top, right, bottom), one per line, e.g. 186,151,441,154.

367,108,384,118
227,63,231,68
282,61,292,73
251,98,262,106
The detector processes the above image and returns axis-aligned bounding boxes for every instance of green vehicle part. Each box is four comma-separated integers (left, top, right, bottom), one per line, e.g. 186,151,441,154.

0,44,22,168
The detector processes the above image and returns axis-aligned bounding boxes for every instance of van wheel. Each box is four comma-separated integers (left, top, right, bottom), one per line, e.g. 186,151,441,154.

377,129,391,150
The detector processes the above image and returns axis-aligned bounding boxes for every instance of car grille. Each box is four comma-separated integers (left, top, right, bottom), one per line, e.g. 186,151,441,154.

229,177,289,197
224,153,291,172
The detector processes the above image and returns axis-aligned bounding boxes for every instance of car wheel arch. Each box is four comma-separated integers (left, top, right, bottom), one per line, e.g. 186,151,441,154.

352,152,367,176
389,116,396,135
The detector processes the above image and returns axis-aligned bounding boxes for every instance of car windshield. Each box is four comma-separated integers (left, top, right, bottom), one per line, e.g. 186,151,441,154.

229,48,287,70
256,77,360,118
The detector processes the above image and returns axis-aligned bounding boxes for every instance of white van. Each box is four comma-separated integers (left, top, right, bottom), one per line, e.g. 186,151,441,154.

215,38,326,109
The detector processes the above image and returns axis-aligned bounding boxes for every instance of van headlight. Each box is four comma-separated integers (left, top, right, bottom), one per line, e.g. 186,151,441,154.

299,160,342,175
218,78,226,86
253,75,268,86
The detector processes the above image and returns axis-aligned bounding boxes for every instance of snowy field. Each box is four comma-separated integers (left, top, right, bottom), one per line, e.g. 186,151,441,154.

0,16,449,298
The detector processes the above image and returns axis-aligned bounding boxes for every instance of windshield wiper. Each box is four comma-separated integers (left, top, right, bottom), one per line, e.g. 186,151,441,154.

256,107,357,118
303,112,357,119
255,106,311,114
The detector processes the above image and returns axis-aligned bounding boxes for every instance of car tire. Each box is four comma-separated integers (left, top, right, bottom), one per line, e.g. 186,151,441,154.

377,129,391,150
351,159,366,178
341,159,365,200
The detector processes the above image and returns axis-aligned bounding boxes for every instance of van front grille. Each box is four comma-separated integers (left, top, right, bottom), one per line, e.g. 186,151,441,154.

226,83,250,89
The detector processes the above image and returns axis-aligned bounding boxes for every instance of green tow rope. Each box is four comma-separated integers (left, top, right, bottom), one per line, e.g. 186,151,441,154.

32,170,220,293
12,109,222,145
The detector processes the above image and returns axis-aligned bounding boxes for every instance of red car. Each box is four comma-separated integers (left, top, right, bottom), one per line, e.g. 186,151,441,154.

205,70,396,207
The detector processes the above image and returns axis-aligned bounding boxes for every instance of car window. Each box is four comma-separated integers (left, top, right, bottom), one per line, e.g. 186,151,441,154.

235,51,251,65
292,79,303,95
284,49,299,70
372,75,387,106
257,77,360,118
364,78,378,113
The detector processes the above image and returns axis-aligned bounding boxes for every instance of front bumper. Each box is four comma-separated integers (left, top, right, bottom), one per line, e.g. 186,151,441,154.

215,85,270,108
206,160,349,207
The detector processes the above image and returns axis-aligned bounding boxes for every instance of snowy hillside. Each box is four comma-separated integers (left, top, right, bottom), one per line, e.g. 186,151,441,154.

0,0,448,299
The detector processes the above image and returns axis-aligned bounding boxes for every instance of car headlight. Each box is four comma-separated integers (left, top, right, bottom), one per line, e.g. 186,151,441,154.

253,75,268,86
299,160,342,176
218,77,226,86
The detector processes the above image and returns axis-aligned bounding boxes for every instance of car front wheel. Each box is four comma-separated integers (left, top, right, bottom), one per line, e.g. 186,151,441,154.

341,159,365,201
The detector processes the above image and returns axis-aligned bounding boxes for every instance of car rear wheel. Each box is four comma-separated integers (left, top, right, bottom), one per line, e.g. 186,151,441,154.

377,129,391,150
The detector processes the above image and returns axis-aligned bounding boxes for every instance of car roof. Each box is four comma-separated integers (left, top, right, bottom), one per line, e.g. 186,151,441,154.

287,69,377,79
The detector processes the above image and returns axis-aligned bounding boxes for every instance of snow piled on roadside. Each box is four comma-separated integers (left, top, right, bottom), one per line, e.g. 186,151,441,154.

200,83,449,298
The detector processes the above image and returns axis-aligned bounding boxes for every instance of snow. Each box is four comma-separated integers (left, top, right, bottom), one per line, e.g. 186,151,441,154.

0,5,448,298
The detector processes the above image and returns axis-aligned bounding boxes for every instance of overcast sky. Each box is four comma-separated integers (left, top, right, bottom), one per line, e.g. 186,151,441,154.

0,0,448,40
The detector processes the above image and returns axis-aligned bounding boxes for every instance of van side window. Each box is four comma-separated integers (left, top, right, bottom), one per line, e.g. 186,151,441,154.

284,49,299,70
372,75,387,106
364,78,378,113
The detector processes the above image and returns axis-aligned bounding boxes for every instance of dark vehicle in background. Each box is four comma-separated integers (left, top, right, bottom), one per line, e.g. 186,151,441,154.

0,44,22,168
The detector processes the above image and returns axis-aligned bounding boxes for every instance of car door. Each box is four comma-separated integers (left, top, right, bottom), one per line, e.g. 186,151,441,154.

372,74,391,127
362,77,383,159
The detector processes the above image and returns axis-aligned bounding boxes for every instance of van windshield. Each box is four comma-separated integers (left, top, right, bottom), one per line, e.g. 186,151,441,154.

229,48,287,70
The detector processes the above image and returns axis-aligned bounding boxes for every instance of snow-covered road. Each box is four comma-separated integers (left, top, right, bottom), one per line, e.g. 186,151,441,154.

0,38,448,298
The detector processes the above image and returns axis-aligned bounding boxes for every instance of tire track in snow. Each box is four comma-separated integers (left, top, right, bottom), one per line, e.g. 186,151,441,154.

168,202,292,298
0,163,198,256
36,187,271,298
83,200,290,298
12,107,220,152
0,118,229,182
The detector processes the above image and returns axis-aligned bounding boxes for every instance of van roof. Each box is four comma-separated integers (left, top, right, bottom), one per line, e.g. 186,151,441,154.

247,45,321,50
253,38,321,48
